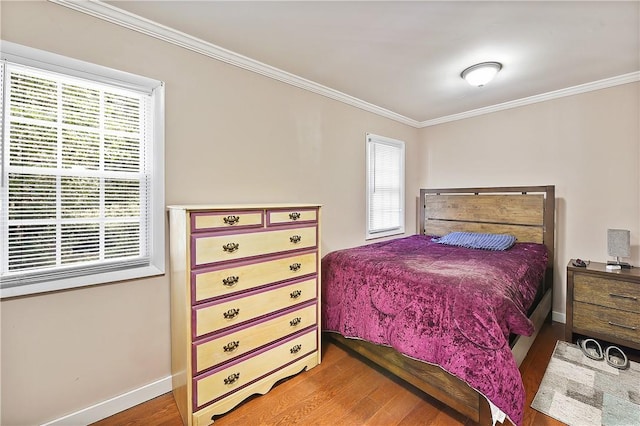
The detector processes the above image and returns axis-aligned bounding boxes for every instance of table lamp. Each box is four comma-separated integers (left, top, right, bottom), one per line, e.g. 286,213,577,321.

607,229,631,270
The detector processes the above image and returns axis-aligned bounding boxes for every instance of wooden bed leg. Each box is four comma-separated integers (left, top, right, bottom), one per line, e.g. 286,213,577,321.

478,397,494,425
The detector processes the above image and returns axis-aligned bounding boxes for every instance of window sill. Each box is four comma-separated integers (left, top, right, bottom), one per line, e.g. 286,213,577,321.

0,264,165,299
365,228,406,241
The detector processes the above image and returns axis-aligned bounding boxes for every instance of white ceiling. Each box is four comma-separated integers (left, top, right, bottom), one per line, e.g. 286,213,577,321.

98,1,640,124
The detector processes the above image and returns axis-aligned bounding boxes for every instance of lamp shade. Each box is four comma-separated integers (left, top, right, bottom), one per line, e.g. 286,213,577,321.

607,229,630,258
461,62,502,87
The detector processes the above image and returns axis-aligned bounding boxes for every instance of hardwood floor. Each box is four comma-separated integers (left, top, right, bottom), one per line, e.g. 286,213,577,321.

92,322,567,426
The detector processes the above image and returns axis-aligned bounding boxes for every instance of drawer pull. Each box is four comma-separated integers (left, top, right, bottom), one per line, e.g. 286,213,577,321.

290,235,302,244
608,321,637,331
224,372,240,385
289,263,302,272
290,344,302,354
290,317,302,327
223,308,240,319
609,293,638,301
223,341,240,352
222,242,239,253
222,276,239,287
290,290,302,299
289,212,301,220
223,215,240,225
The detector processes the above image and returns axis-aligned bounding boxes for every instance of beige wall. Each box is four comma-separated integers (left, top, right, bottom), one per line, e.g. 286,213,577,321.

0,2,418,425
418,82,640,317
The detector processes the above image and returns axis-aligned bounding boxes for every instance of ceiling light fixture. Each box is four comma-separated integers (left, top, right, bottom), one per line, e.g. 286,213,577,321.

461,61,502,87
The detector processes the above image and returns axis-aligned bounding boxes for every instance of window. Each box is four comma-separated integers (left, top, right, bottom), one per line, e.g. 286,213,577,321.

0,42,164,298
366,133,405,239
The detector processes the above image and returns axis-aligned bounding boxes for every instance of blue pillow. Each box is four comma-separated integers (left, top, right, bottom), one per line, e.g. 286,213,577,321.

433,232,516,251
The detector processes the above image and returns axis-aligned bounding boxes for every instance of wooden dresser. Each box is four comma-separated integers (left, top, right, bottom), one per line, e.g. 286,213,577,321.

168,204,321,426
566,260,639,350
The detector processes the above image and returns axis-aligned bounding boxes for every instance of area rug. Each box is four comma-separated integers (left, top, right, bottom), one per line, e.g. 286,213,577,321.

531,340,640,426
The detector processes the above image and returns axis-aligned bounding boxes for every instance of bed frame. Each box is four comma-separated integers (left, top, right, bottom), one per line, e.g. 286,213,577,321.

329,185,555,425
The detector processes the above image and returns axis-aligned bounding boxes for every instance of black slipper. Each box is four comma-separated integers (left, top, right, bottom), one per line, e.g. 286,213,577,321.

605,345,629,370
578,338,604,360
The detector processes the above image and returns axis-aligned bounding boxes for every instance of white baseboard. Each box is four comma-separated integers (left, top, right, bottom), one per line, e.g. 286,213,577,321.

41,376,172,426
552,310,566,324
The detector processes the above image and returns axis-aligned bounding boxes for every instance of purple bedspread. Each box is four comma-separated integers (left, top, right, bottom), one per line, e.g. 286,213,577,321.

321,235,548,425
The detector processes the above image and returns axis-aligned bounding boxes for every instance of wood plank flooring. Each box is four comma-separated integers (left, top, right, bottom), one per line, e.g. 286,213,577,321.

93,322,568,426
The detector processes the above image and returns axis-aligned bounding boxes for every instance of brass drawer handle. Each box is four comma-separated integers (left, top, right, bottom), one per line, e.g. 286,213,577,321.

223,215,240,225
222,242,239,253
608,321,637,331
290,235,301,244
222,276,239,287
223,341,240,352
290,317,302,327
224,372,240,385
290,290,302,299
289,263,301,272
290,344,302,354
609,293,638,301
223,308,240,319
289,212,301,220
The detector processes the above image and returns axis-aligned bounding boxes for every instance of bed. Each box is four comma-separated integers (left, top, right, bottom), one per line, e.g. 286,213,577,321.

322,185,555,426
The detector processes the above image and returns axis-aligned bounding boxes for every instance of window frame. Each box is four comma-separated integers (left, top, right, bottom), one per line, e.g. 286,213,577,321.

365,132,405,240
0,41,165,298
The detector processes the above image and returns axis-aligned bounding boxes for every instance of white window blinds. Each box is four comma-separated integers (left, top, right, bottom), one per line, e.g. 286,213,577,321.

1,43,164,297
366,133,405,239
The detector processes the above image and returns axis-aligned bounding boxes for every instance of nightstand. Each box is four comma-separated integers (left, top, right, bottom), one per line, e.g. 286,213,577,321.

566,260,640,350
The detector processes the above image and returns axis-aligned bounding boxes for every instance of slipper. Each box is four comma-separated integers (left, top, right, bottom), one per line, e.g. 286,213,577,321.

605,345,629,370
578,338,604,360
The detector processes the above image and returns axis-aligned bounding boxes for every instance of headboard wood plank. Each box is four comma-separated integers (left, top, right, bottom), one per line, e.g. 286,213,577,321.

425,194,544,226
425,220,543,243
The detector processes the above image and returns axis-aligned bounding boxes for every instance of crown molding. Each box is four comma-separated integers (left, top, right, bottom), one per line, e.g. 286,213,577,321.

47,0,421,128
419,72,640,127
49,1,639,130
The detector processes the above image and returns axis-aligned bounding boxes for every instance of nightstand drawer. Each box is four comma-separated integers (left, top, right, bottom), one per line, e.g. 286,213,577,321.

573,301,639,344
193,303,317,374
194,329,317,409
574,274,640,314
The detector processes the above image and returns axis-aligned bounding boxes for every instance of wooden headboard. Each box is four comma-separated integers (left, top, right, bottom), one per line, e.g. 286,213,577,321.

419,185,555,291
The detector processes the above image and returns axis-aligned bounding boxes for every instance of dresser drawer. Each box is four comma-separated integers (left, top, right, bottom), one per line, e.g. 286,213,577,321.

192,252,317,304
194,329,317,409
193,225,317,267
267,208,317,226
191,210,264,232
573,301,639,344
194,303,317,374
574,274,640,314
194,277,317,338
